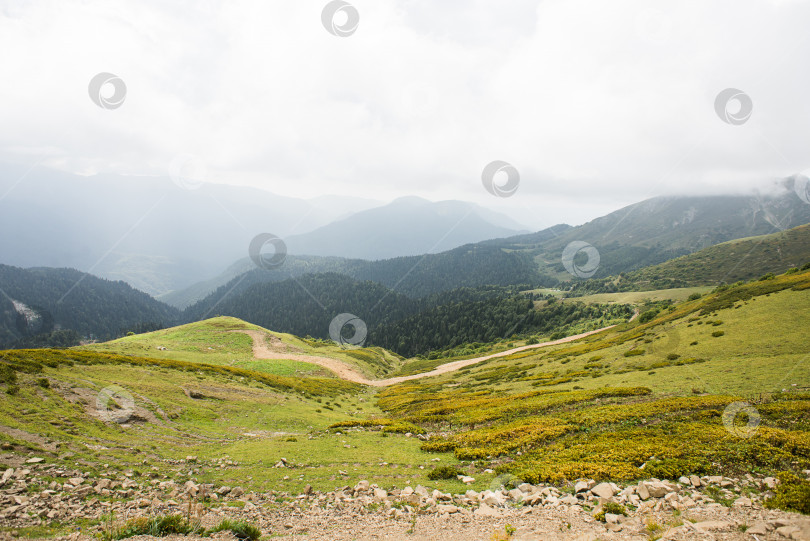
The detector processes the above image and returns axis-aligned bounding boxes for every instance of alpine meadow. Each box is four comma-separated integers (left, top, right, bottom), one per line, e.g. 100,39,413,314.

1,2,810,541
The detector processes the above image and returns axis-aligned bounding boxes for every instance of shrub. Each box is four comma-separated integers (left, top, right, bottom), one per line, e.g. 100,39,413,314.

427,465,463,480
104,514,195,540
623,349,645,357
595,502,627,522
5,384,19,395
208,519,261,541
639,309,659,324
687,292,702,301
36,378,49,388
765,471,810,514
712,331,725,337
759,273,776,281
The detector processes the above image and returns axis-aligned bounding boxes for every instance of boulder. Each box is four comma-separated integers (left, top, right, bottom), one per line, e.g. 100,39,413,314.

590,483,615,499
575,479,595,493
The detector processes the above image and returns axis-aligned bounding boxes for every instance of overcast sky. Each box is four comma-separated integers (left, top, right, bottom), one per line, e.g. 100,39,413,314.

0,0,808,229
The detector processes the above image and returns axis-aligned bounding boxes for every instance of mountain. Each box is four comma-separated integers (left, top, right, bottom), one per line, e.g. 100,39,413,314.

0,164,527,297
625,223,810,287
0,264,180,347
178,240,549,314
170,186,810,309
486,187,810,281
283,196,527,260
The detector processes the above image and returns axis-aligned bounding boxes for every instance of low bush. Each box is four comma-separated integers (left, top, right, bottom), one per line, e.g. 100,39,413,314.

765,471,810,514
427,465,463,480
208,519,261,541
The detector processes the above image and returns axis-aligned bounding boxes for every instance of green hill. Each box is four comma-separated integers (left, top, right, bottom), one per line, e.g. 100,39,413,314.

566,223,810,295
1,268,808,539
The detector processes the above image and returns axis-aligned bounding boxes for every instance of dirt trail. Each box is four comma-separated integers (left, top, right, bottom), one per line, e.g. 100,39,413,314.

238,324,618,387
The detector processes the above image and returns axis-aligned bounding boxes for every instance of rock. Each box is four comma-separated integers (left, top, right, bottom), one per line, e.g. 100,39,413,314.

436,504,459,514
215,486,231,495
590,483,615,499
689,475,701,487
482,491,505,507
68,477,84,486
507,488,524,502
355,480,370,493
460,476,475,484
694,520,732,532
560,495,579,505
1,468,14,483
775,526,801,538
636,482,650,500
605,513,621,525
373,488,387,501
575,479,595,493
678,476,690,485
747,522,770,535
474,503,499,517
414,485,429,498
763,477,778,489
733,496,751,507
184,480,199,496
641,481,676,498
230,486,245,498
25,457,44,464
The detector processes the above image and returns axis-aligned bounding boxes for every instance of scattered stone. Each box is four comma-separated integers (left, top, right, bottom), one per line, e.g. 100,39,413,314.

590,482,614,499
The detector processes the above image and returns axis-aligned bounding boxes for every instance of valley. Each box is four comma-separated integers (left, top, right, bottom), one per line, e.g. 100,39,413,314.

1,267,809,540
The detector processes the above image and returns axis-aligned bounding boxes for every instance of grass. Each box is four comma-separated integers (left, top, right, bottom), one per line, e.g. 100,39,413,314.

550,287,713,305
0,267,809,533
83,316,404,379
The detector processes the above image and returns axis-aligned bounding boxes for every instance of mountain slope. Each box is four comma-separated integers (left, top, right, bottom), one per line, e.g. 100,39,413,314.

489,189,810,280
0,264,180,347
566,223,810,295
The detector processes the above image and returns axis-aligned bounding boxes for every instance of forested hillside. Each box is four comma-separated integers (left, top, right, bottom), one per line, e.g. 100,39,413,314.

0,265,180,347
563,223,810,296
183,273,630,356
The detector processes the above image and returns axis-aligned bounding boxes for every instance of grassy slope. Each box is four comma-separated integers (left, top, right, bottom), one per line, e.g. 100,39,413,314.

353,269,810,487
524,286,714,305
627,223,810,287
1,270,809,527
82,316,405,379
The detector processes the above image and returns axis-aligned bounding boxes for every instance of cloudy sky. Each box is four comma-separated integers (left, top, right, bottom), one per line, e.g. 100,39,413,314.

0,0,808,229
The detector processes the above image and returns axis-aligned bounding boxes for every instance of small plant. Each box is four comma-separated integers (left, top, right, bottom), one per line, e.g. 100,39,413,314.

208,519,261,541
102,514,197,541
6,384,19,395
595,502,627,522
427,465,463,480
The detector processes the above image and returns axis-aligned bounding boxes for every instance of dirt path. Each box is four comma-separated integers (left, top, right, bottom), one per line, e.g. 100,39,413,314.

238,324,618,387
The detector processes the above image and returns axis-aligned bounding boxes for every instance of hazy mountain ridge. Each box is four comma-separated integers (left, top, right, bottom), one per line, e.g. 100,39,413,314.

0,165,527,296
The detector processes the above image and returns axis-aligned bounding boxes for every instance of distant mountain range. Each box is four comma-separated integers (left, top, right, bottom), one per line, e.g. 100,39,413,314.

2,174,810,349
0,164,527,297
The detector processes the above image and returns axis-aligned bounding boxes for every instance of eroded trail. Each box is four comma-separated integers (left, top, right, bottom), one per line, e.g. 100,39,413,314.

238,325,617,387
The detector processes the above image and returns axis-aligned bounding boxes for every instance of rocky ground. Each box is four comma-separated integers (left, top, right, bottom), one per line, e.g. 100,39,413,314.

1,454,809,540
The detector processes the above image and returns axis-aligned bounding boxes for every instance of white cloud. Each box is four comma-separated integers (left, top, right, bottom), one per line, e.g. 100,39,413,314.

0,0,808,230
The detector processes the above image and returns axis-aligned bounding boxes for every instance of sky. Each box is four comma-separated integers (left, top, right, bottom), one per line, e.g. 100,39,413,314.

0,0,808,230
